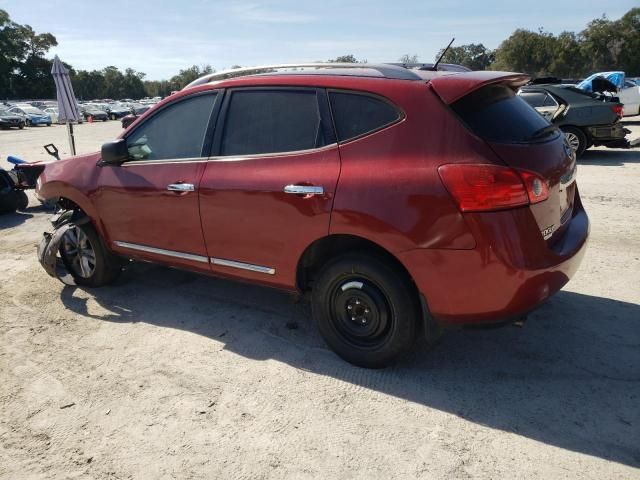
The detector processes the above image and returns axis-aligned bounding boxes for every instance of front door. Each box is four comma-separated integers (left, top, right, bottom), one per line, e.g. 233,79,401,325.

199,88,340,288
93,91,219,272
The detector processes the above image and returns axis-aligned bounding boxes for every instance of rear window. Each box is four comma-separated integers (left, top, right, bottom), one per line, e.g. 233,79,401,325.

329,92,401,142
452,84,552,143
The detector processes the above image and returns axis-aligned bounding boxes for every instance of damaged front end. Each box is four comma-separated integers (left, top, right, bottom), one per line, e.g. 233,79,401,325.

37,208,89,285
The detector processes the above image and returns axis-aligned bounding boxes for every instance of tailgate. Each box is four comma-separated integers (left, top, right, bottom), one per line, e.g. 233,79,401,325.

440,74,577,244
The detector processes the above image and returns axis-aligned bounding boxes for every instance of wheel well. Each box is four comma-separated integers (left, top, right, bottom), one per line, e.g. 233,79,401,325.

296,234,415,293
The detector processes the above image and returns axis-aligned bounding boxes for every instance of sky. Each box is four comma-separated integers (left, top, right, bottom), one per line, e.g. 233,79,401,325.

1,0,637,80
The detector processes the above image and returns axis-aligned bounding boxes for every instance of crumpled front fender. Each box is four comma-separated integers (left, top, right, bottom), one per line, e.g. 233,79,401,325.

37,210,90,285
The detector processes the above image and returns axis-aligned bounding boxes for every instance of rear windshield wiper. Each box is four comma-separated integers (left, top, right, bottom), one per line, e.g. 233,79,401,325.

528,125,559,141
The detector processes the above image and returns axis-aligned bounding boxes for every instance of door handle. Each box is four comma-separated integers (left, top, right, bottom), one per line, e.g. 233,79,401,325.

283,184,324,195
167,183,195,192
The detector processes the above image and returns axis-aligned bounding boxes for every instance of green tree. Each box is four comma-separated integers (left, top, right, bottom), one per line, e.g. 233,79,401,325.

436,43,495,70
549,32,586,78
170,64,214,89
492,29,558,76
580,8,639,75
398,54,419,64
328,54,367,63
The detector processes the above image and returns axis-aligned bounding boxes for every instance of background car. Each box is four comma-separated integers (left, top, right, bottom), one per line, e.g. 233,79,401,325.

577,71,640,116
79,105,109,122
105,103,132,120
519,84,629,157
8,105,51,126
130,103,151,115
43,107,59,124
0,107,26,129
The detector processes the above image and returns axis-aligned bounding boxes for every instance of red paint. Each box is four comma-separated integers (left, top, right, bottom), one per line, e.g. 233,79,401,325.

37,70,588,326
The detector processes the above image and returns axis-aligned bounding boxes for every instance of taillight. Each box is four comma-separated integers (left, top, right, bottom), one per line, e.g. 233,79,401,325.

438,164,549,212
612,104,624,118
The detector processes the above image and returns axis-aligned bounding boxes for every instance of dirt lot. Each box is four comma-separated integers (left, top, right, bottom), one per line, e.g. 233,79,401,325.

1,120,639,479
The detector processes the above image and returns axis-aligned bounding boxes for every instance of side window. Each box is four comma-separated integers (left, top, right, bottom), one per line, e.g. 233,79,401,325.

542,94,558,107
329,91,401,142
127,93,216,161
221,90,325,156
518,91,547,108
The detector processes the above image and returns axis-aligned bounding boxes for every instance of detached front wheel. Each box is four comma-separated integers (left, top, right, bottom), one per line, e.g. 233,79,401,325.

59,223,122,287
312,253,419,368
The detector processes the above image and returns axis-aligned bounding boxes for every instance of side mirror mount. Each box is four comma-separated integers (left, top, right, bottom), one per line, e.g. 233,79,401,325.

100,139,128,166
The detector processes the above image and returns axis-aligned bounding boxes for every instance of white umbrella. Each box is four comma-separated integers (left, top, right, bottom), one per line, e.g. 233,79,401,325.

51,55,82,156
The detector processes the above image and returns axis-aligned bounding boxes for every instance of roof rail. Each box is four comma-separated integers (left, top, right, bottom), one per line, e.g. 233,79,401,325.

387,62,472,72
183,63,424,89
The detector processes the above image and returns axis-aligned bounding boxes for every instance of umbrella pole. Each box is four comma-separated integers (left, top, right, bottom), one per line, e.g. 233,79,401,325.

66,122,76,157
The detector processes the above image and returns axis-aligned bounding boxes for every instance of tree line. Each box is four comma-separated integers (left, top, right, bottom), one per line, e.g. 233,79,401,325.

1,7,638,100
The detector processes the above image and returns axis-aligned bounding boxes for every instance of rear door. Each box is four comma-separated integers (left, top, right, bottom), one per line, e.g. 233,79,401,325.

93,91,219,272
199,87,340,288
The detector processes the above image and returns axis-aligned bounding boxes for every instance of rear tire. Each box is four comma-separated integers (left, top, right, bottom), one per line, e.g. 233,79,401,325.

59,222,122,287
562,126,587,158
311,253,419,368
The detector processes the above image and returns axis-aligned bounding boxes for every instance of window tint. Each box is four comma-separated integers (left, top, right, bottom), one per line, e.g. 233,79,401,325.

221,90,324,156
329,92,401,142
127,93,216,161
452,85,552,143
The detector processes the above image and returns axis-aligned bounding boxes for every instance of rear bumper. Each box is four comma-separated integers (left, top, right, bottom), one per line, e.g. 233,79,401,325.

398,200,589,325
586,123,630,146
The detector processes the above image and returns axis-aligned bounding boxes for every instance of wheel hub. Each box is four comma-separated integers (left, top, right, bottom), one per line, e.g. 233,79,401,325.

346,297,372,325
61,226,96,278
330,278,392,346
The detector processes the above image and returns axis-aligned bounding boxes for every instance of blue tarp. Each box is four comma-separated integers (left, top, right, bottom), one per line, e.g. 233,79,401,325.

577,71,625,92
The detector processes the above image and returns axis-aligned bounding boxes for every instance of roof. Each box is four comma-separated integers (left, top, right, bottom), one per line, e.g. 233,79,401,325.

183,62,474,89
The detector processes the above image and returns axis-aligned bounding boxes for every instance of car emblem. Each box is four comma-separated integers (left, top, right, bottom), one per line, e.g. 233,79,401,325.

541,225,554,239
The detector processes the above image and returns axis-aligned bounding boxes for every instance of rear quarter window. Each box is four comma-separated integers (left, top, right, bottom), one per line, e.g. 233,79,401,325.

329,91,402,142
452,84,552,143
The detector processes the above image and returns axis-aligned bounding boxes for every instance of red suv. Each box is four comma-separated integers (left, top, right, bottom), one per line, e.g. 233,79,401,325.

36,64,589,368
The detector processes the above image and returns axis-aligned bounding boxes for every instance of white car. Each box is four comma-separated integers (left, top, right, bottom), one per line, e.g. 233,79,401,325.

619,80,640,116
43,107,59,124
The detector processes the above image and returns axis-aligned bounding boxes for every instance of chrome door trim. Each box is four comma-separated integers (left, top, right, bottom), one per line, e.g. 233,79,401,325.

167,183,195,192
211,257,275,275
123,157,209,166
113,241,209,263
207,143,338,162
283,185,324,195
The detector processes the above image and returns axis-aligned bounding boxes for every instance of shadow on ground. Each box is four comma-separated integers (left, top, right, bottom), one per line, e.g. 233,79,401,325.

0,210,33,228
579,149,640,166
60,262,640,467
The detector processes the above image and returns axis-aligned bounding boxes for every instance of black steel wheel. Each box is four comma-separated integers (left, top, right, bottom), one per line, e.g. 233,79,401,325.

312,253,419,368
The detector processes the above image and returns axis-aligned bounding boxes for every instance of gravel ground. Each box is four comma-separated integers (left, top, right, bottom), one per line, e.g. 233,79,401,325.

1,119,639,479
